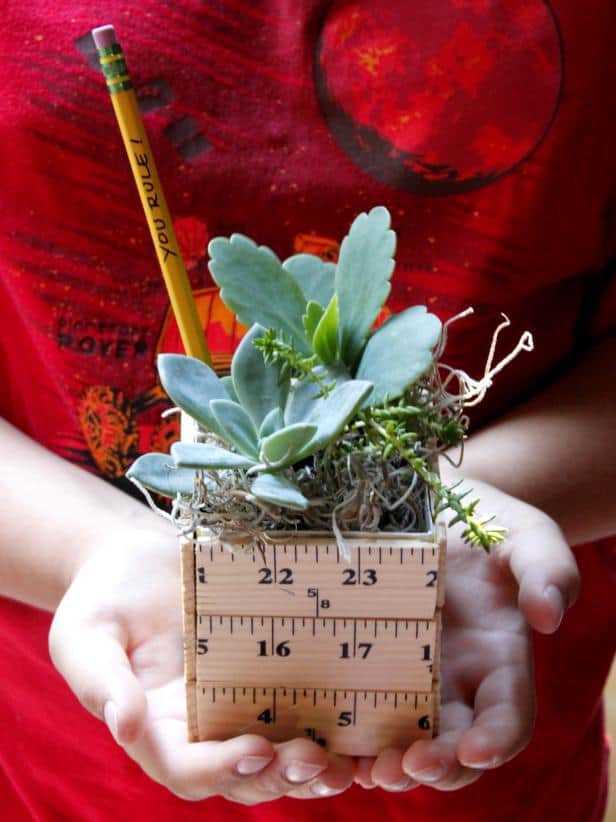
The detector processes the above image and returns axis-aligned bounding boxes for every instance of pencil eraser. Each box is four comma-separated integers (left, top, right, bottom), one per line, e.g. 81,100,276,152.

91,25,118,50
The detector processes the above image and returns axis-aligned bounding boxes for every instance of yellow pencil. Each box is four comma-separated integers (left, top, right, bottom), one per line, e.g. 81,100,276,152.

92,24,212,365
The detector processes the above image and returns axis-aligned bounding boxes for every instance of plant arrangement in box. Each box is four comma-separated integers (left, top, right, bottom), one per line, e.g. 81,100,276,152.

127,206,532,552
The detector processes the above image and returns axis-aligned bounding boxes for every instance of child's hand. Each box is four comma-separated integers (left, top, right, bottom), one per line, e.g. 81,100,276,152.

354,479,580,792
48,526,354,803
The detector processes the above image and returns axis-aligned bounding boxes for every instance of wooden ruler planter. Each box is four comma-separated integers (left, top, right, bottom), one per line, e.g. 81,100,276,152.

181,525,446,756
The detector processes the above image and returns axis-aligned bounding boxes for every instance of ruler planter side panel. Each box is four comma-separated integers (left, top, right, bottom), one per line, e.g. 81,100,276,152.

182,529,445,756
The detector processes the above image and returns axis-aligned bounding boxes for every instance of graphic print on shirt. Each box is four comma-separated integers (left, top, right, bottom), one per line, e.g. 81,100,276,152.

315,0,563,194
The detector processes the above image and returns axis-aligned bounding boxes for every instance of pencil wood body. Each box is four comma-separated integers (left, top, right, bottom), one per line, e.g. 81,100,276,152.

93,25,211,364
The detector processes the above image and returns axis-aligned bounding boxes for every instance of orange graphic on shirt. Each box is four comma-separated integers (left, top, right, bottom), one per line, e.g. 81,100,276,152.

293,233,340,262
78,386,140,478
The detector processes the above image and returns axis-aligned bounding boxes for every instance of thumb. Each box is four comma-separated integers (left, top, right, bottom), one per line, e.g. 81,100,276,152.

499,515,580,634
49,612,147,745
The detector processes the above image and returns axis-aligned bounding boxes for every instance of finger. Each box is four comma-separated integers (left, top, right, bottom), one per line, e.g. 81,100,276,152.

496,517,580,633
402,702,484,791
354,756,377,789
49,614,147,745
285,752,355,800
456,662,535,770
238,738,351,801
126,720,276,801
370,748,417,792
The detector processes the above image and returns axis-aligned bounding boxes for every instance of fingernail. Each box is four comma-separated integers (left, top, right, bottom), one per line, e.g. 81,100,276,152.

384,777,413,791
311,782,343,796
285,761,326,784
236,755,272,775
103,701,119,743
460,755,500,770
544,585,565,628
408,764,445,782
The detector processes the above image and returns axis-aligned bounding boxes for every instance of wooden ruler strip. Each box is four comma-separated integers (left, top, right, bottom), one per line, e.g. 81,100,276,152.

181,537,199,742
195,686,437,756
195,615,437,692
191,539,442,619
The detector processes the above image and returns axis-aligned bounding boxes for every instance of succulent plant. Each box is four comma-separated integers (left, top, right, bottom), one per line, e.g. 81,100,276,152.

128,206,441,511
127,206,518,549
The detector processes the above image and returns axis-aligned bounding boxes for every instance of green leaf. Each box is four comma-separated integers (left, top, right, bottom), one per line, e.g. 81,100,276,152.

208,234,310,352
210,399,260,459
282,254,336,307
250,472,310,510
220,375,238,403
260,423,318,468
171,442,257,470
335,206,396,367
259,407,284,438
158,354,229,437
284,365,350,426
231,324,289,427
303,300,325,341
312,294,339,364
356,306,442,405
126,453,195,498
285,379,372,461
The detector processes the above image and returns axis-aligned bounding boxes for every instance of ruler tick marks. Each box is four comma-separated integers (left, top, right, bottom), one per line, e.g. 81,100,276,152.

421,549,425,565
353,692,357,725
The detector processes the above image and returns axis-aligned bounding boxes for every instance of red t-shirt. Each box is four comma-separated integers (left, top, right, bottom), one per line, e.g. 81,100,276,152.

1,1,615,819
